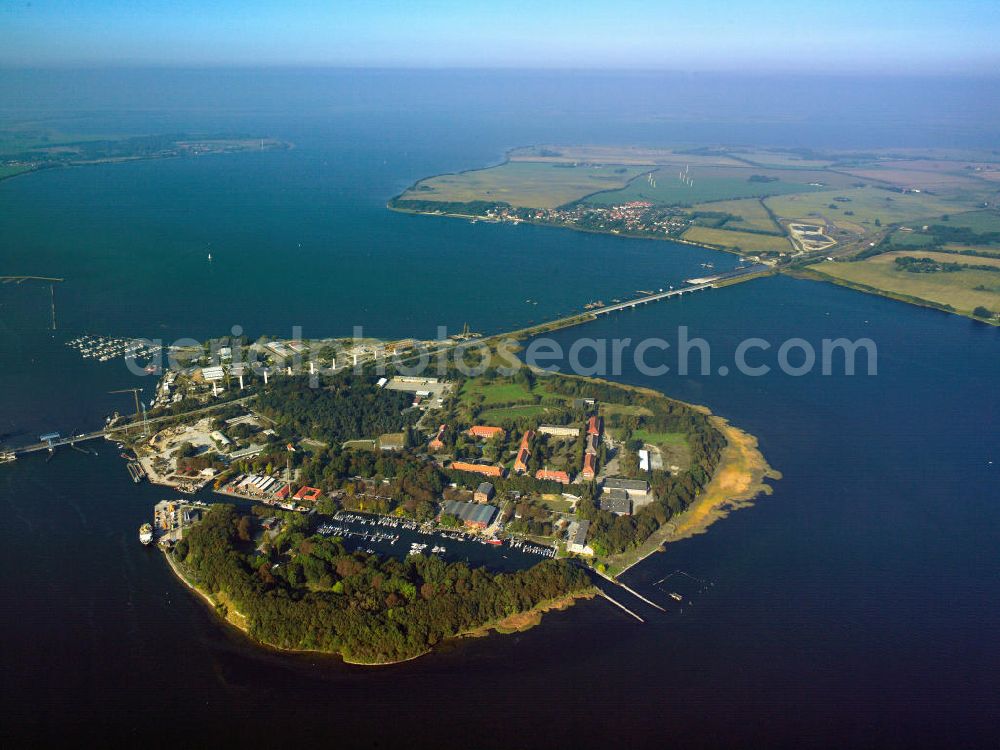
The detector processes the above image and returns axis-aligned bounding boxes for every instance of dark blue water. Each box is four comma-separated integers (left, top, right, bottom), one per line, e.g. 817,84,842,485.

1,70,998,747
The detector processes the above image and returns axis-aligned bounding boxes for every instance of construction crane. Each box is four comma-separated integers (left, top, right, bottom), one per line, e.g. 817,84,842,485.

109,388,146,435
0,276,65,330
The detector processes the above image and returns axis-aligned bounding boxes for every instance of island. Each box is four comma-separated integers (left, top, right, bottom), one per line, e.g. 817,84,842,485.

114,331,776,665
390,144,1000,324
0,127,290,182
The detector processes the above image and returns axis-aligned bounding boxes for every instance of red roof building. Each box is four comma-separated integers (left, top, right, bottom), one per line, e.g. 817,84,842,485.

587,415,603,437
513,430,535,474
274,484,291,500
450,461,505,478
582,452,597,480
535,469,571,485
293,486,322,503
429,424,447,451
467,425,506,440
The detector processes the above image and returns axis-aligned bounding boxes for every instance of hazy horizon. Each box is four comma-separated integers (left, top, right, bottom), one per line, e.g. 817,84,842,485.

4,0,999,74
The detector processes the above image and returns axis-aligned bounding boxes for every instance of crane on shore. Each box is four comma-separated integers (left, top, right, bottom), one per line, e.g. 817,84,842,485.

0,276,65,330
109,388,147,436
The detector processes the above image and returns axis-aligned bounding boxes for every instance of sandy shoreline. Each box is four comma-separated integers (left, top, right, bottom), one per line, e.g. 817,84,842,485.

611,416,780,576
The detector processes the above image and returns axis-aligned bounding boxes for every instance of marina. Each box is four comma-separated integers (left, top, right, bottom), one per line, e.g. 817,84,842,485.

318,511,557,571
66,335,162,368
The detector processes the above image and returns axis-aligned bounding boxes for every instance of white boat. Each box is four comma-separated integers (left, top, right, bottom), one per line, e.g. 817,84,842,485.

139,523,154,545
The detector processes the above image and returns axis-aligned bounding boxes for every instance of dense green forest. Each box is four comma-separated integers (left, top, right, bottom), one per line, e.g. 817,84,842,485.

257,374,418,444
175,505,591,663
297,447,446,519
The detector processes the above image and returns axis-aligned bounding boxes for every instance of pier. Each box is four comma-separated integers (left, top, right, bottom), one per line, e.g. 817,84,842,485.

5,394,257,458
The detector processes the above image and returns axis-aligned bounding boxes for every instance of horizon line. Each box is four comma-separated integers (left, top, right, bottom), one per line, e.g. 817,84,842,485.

3,62,1000,79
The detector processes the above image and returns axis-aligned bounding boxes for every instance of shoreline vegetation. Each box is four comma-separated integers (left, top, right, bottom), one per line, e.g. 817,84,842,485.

166,541,596,664
612,416,779,575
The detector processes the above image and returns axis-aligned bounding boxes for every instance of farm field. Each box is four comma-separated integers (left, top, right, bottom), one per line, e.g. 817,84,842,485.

877,250,1000,269
683,226,793,254
398,161,646,209
887,230,938,248
808,252,1000,317
765,186,964,231
727,149,839,169
942,244,1000,257
586,166,845,207
509,144,744,167
692,197,782,233
919,209,1000,233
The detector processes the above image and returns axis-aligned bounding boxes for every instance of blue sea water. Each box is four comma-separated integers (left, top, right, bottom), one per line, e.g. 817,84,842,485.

0,69,998,747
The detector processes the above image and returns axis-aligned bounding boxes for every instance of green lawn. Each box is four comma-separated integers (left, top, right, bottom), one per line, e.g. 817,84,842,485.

537,495,575,513
479,404,551,422
630,429,688,446
460,380,536,406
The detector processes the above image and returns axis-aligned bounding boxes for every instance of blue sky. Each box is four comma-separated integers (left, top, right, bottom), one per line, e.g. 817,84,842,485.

3,0,999,72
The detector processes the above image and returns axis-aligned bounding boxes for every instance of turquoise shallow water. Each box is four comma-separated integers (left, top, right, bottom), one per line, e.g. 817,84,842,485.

1,70,998,747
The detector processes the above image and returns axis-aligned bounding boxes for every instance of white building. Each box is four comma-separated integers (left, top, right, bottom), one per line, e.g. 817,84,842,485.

566,520,593,555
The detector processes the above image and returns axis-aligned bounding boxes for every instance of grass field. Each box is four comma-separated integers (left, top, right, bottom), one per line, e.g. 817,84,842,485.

879,250,1000,269
399,161,646,209
479,404,553,422
692,197,782,233
765,186,963,231
683,226,793,254
459,380,536,406
630,429,687,446
537,495,575,513
809,253,1000,316
888,229,938,248
586,166,844,207
920,209,1000,233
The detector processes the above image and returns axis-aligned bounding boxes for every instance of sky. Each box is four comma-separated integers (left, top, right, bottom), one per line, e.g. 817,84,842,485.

2,0,999,73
